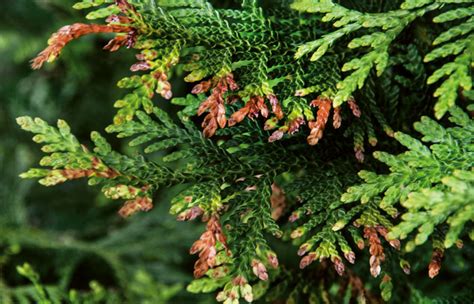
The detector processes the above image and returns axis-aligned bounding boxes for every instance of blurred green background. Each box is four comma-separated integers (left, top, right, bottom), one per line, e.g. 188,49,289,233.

0,0,209,302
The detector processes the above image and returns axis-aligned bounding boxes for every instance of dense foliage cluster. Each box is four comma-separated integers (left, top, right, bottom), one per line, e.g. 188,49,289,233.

8,0,474,303
1,1,199,303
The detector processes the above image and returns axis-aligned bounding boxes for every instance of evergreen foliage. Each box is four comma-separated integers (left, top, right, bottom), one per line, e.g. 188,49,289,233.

9,0,474,303
342,106,474,251
1,2,200,303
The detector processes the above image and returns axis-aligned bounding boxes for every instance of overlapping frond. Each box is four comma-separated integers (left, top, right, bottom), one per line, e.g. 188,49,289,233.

342,107,473,275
